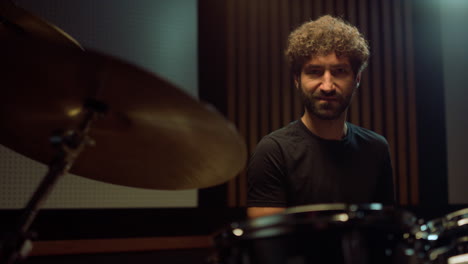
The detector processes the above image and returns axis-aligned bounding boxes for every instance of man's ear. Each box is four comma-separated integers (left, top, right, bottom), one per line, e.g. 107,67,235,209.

294,77,299,89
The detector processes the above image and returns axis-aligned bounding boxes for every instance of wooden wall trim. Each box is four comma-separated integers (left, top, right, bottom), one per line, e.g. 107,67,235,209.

393,0,408,205
30,236,213,256
403,0,419,205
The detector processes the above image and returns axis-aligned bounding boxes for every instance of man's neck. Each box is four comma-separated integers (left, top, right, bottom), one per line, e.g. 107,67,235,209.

301,111,348,140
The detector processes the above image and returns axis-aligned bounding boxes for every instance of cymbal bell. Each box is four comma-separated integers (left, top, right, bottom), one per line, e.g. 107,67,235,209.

0,33,247,190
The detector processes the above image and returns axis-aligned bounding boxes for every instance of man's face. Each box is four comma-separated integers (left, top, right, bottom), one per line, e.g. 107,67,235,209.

296,53,360,120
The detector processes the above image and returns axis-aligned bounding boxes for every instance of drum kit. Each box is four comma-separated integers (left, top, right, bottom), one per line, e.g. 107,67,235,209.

0,1,467,264
214,205,468,264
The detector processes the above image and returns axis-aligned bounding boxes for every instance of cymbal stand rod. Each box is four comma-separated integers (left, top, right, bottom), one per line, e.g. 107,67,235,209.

0,99,107,264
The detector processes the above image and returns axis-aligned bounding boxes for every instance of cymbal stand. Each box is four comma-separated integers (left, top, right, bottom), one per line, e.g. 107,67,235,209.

0,99,107,264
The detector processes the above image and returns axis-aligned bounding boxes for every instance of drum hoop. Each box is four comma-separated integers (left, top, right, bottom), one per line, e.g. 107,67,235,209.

284,203,383,215
233,203,407,240
445,208,468,222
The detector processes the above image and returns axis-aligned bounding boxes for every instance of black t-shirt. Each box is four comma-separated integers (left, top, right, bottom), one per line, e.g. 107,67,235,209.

247,120,395,207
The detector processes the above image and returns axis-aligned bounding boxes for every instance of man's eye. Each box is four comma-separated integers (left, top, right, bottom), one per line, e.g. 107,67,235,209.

333,68,349,75
306,69,322,75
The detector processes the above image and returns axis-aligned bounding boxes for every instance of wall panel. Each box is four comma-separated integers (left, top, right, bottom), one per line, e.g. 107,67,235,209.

221,0,419,206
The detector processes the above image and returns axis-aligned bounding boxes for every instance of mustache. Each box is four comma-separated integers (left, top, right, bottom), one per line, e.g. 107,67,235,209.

316,89,337,96
310,91,342,100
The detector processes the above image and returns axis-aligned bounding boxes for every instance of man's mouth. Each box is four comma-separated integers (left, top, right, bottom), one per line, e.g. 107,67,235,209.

316,96,338,101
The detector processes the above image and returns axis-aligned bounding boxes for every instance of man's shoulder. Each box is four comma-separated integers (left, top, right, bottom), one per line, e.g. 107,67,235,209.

348,123,389,146
261,120,305,145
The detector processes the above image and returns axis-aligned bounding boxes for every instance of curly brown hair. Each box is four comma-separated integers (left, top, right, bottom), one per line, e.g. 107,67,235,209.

285,15,370,78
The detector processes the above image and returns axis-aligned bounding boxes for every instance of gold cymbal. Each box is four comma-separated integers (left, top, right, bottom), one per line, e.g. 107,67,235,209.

0,33,247,190
0,0,82,48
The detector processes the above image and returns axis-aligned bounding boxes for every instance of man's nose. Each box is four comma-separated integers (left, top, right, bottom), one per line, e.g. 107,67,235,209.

320,71,335,93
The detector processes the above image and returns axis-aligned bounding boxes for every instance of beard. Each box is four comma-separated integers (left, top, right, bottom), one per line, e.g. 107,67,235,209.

298,85,355,120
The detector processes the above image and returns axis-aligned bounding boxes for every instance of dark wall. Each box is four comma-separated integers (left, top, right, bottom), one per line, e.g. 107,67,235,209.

197,0,466,210
411,0,449,207
197,0,229,207
197,0,428,207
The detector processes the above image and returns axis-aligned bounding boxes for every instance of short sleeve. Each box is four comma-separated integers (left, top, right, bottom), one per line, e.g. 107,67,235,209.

247,136,288,207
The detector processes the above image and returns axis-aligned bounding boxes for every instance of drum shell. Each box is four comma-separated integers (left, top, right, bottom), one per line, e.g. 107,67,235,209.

215,205,420,264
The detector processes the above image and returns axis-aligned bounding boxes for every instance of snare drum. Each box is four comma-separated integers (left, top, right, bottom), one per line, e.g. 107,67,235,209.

214,204,419,264
423,208,468,264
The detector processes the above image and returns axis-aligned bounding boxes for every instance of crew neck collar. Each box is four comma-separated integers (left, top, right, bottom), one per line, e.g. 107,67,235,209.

297,119,351,143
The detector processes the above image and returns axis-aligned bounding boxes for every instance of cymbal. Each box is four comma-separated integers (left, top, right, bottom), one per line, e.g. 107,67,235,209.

0,34,247,190
0,0,82,48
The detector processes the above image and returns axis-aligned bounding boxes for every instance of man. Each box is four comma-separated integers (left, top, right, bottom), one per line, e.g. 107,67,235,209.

247,15,395,218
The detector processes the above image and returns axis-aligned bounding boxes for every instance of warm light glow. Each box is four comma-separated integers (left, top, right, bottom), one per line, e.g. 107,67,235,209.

415,232,424,239
233,228,244,237
67,107,82,117
333,213,349,222
448,253,468,264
